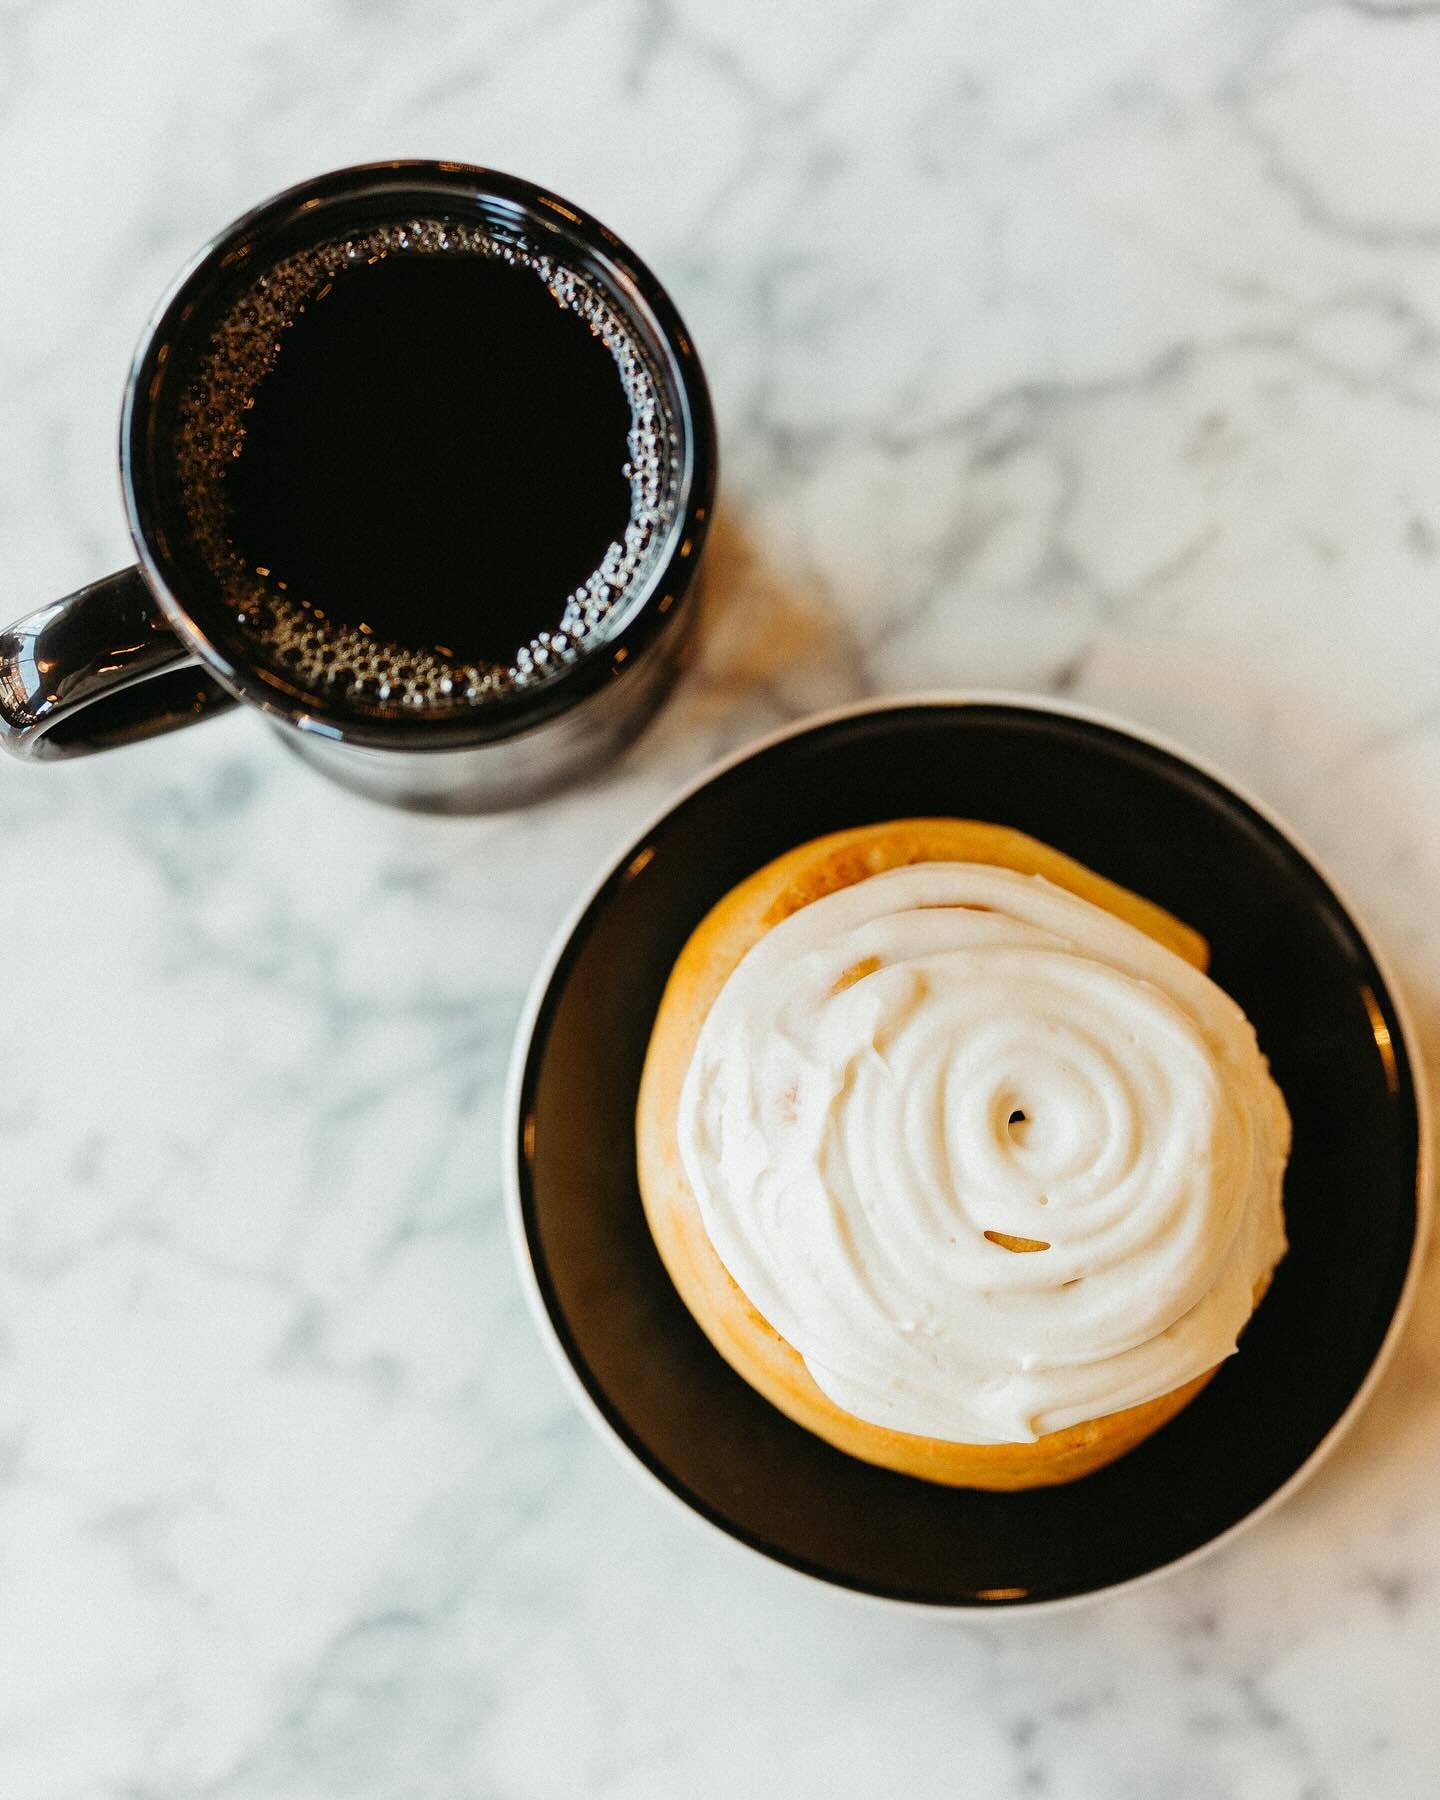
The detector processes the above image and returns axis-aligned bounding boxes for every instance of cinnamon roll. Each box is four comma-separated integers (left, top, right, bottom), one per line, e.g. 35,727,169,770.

635,820,1290,1489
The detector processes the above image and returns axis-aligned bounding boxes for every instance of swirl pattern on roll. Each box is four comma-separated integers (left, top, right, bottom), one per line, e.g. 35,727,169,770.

677,862,1291,1444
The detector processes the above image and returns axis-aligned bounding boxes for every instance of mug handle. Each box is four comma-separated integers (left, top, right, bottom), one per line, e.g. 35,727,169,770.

0,567,238,761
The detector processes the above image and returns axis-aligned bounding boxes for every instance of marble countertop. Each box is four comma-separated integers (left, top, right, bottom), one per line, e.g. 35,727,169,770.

4,1,1439,1794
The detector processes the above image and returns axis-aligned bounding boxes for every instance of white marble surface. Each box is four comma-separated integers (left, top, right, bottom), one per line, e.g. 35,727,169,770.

3,1,1440,1794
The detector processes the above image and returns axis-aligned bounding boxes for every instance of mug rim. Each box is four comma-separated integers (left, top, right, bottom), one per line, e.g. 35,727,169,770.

119,160,716,754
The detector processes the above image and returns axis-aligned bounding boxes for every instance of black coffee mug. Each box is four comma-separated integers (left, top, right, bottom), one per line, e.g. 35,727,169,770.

0,162,716,811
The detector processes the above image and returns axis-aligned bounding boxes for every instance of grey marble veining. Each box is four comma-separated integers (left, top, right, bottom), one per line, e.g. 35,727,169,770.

2,2,1439,1795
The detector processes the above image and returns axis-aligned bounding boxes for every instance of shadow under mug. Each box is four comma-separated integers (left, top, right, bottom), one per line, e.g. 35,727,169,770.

0,161,716,812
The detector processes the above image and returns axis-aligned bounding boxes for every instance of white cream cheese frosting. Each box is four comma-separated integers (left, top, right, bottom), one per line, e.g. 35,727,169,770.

676,862,1291,1445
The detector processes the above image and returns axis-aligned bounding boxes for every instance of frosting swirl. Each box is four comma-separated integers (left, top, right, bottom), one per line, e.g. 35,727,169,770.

677,862,1290,1444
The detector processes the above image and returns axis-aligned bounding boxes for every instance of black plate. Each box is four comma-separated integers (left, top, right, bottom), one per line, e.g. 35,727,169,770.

510,700,1425,1607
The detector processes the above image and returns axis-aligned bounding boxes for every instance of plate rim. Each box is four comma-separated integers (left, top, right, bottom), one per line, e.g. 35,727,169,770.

504,691,1433,1616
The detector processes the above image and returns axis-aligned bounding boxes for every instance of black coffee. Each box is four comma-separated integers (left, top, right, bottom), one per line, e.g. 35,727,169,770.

175,221,677,712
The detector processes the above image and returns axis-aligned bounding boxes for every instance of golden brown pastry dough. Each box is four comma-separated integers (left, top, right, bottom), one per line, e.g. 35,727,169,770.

636,819,1258,1490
